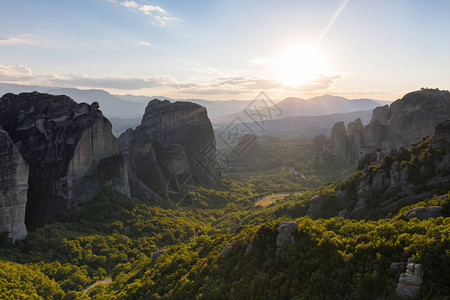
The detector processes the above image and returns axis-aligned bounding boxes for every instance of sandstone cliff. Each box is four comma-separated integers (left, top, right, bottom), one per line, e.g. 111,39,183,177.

0,92,129,225
0,125,28,241
119,99,220,203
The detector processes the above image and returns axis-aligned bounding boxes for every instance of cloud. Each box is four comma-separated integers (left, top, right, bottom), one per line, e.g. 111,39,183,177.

0,64,33,80
40,73,172,90
217,76,281,90
115,1,177,26
213,74,341,92
295,74,342,91
139,41,151,46
0,63,342,96
121,1,138,8
0,37,33,45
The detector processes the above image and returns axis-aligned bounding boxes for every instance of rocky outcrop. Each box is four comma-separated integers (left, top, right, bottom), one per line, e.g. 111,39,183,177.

221,243,233,257
0,92,129,225
119,99,220,202
307,195,324,218
404,206,441,220
430,119,450,149
330,122,350,163
368,89,450,150
0,125,28,241
151,250,166,264
276,221,298,255
395,263,423,298
330,118,365,164
327,89,450,165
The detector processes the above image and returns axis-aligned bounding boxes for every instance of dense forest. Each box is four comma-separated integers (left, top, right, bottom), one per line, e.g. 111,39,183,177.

0,135,449,299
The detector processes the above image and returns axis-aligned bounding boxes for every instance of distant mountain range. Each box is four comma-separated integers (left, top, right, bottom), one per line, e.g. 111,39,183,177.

214,109,374,139
0,83,146,118
212,95,390,124
0,82,389,135
0,83,254,120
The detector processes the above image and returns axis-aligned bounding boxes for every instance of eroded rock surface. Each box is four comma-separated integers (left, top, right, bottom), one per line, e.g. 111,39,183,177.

404,206,441,220
119,99,220,202
395,263,423,298
0,125,28,241
307,195,324,218
0,92,129,225
328,89,450,165
276,221,298,255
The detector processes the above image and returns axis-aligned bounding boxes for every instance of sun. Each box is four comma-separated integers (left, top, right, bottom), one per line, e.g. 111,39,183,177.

276,45,327,86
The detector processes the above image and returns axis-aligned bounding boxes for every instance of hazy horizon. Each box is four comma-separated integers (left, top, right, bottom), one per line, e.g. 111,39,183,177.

1,0,450,101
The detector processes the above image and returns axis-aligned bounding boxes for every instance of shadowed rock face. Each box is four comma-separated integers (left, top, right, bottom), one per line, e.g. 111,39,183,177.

431,119,450,148
119,99,220,202
0,92,129,225
328,89,450,165
363,89,450,150
276,221,298,255
0,125,28,241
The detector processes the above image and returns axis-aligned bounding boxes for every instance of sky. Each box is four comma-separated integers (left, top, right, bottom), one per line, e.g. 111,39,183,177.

1,0,449,101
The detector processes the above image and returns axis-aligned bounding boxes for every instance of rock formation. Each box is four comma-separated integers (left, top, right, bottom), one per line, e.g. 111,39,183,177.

220,243,233,257
395,263,423,298
404,206,441,220
327,89,450,165
0,125,28,241
151,250,166,264
430,119,450,149
307,195,324,218
0,92,129,225
366,89,450,150
119,99,220,203
276,221,298,255
333,120,450,218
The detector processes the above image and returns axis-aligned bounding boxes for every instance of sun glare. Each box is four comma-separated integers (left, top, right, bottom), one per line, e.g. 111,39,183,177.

276,45,326,86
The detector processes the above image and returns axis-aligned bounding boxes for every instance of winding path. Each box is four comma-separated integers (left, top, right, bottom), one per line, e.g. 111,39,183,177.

84,278,112,294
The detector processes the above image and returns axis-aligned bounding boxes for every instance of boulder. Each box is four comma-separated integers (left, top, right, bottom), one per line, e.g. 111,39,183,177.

395,263,423,298
0,125,28,241
0,92,129,225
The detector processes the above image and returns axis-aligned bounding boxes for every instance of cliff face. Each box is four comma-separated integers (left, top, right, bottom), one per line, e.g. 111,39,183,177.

119,99,220,202
329,118,364,164
309,120,450,220
363,89,450,150
0,125,28,241
431,119,450,148
0,92,129,225
329,89,450,164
